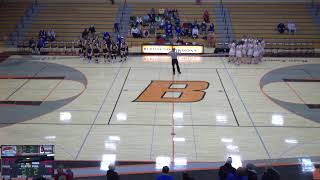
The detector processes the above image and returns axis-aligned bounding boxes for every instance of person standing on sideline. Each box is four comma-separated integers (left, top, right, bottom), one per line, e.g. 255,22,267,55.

219,157,236,180
106,164,120,180
156,166,174,180
168,47,181,75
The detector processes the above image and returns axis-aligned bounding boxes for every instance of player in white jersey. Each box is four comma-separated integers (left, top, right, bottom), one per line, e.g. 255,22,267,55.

228,41,236,63
235,44,242,65
246,41,253,63
260,39,265,60
241,41,248,64
253,42,260,64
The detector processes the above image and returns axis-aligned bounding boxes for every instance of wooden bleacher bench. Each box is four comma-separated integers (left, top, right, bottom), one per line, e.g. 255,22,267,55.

227,2,320,49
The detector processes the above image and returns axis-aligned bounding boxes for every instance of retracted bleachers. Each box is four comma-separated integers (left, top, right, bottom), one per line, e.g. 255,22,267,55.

25,2,118,42
0,2,31,48
227,2,320,50
127,2,216,47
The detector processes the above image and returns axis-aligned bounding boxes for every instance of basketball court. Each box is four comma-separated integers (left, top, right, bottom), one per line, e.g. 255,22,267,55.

0,55,320,175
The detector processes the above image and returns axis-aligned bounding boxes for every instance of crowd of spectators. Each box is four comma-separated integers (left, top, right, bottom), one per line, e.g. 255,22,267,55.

219,157,280,180
28,28,56,54
54,167,74,180
92,159,280,180
277,22,296,34
129,8,215,46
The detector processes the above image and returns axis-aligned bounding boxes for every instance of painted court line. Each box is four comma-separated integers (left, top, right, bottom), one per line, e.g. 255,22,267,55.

221,57,272,160
75,66,124,160
108,67,131,125
216,69,239,126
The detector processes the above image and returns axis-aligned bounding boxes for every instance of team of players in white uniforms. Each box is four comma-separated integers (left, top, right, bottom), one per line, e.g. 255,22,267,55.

228,38,265,65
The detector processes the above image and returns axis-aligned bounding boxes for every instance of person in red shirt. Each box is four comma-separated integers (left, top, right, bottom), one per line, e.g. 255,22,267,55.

203,10,210,23
66,168,74,180
54,167,67,180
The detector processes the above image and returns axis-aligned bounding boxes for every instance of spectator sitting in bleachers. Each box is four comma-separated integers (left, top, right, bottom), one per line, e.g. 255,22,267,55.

192,20,200,29
176,37,184,45
192,26,199,39
150,8,156,16
175,25,182,37
155,15,161,24
175,18,181,27
47,29,56,41
136,16,143,26
131,26,142,38
103,32,110,41
149,23,156,35
143,28,150,38
82,28,89,39
207,32,215,47
143,14,150,24
173,9,179,19
164,8,169,18
287,22,296,34
29,37,36,53
209,23,215,33
114,22,120,33
156,35,166,44
277,23,286,34
203,10,210,23
89,25,96,35
158,8,165,15
200,21,207,35
149,13,156,23
38,29,47,41
165,20,173,38
166,28,173,38
37,37,45,54
160,19,165,29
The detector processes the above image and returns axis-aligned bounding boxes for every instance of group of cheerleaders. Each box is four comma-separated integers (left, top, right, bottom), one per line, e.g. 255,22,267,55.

228,37,265,65
78,34,129,63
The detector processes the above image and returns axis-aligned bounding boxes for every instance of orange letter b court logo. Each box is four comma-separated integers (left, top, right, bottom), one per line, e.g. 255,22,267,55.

134,80,209,103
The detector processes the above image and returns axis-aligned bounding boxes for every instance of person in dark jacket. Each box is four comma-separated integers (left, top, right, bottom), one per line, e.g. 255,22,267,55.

182,172,195,180
226,167,248,180
246,163,258,180
219,157,236,180
106,164,120,180
277,23,286,34
261,167,280,180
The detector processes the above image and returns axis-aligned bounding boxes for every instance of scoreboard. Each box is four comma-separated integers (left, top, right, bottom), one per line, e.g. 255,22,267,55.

1,145,54,179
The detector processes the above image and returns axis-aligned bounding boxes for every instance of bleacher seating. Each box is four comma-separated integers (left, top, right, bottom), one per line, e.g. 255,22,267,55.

227,2,320,48
127,2,216,47
0,2,31,48
24,3,118,42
